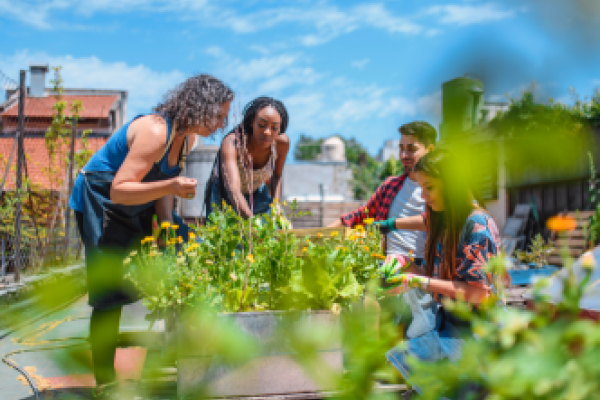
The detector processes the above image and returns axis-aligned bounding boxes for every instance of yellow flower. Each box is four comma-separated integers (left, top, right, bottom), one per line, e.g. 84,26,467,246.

302,247,308,252
141,236,154,244
188,232,196,240
371,253,386,260
355,225,364,232
364,218,375,225
246,254,255,263
129,250,138,257
582,252,595,270
123,257,131,265
349,235,358,241
230,272,238,282
177,236,183,244
178,251,183,256
283,201,288,206
161,221,171,229
546,215,577,232
331,231,339,237
331,303,342,315
363,246,369,252
172,224,179,230
232,251,235,257
317,233,323,238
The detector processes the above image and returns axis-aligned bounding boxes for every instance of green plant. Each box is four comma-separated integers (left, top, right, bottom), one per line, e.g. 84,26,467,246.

407,246,600,400
127,201,383,317
514,233,554,267
586,152,600,249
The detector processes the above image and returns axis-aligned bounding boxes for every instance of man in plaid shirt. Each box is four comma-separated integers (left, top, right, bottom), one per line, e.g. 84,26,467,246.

329,121,436,263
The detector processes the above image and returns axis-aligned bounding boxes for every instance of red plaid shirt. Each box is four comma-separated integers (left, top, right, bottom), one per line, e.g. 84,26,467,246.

341,174,409,228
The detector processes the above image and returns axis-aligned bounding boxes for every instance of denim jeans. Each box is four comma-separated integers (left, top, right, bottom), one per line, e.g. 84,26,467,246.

386,288,469,396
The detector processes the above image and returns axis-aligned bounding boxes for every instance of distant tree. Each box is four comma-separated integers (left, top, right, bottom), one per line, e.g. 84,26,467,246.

294,134,322,161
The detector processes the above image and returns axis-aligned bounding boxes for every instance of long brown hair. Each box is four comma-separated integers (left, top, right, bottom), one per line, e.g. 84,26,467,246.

415,150,485,280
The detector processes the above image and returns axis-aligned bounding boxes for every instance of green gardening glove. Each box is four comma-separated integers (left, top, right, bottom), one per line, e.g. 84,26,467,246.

372,218,397,234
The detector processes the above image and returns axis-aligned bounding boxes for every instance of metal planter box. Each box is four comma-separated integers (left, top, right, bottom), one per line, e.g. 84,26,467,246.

176,310,342,398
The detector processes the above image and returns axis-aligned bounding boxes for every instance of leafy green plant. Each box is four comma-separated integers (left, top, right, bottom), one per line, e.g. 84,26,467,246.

127,200,383,316
586,151,600,249
407,245,600,400
514,233,554,267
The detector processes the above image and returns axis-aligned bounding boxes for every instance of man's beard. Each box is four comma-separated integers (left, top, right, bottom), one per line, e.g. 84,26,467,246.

402,163,413,175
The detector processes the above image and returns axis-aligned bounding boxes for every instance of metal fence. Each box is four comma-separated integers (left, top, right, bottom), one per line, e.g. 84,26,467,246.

1,69,82,282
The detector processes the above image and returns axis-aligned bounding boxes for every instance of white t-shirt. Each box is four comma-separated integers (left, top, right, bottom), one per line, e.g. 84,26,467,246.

385,177,427,257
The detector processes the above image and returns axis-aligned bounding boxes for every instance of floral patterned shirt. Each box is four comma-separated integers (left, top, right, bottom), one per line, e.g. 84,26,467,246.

429,209,501,290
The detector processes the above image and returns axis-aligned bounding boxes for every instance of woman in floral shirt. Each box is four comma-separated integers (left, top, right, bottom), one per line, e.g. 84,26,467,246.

379,149,503,395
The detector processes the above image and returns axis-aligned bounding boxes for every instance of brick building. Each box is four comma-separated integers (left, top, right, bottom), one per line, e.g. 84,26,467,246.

0,64,127,191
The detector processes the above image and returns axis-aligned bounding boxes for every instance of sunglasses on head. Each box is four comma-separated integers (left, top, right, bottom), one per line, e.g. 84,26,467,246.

399,144,420,153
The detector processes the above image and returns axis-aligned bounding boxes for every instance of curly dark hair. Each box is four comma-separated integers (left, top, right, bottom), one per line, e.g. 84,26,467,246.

235,96,289,136
154,74,234,134
398,121,437,146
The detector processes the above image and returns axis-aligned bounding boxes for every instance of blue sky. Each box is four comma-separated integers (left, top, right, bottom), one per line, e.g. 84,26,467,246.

1,0,599,157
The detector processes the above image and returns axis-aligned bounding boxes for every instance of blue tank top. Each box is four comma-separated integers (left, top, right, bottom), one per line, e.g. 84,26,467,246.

68,113,180,212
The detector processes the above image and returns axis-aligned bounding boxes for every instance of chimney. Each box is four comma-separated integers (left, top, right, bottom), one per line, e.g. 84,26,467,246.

29,63,49,97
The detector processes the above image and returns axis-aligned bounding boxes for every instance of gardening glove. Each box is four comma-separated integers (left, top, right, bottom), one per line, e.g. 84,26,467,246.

379,254,409,280
381,273,430,296
372,218,397,234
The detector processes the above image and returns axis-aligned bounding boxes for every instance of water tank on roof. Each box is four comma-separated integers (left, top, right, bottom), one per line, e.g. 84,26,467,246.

439,76,484,140
319,136,346,162
181,142,219,218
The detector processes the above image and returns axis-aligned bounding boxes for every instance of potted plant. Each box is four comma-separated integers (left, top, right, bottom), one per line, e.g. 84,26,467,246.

126,200,383,397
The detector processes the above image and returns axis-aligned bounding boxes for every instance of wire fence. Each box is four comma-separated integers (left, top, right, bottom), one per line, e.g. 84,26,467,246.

1,69,82,282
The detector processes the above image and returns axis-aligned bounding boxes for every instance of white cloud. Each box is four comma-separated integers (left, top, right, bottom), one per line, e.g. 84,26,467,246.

204,47,323,95
1,0,427,46
426,2,517,25
593,79,600,86
0,50,185,118
351,59,370,69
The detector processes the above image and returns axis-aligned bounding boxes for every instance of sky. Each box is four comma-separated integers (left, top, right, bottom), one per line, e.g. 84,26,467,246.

1,0,599,157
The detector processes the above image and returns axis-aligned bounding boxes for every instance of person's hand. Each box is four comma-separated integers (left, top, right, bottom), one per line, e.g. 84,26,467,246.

171,177,197,199
379,254,409,280
381,273,430,296
372,218,396,234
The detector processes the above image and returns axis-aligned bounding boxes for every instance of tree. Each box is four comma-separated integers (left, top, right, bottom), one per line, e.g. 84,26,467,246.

294,134,322,161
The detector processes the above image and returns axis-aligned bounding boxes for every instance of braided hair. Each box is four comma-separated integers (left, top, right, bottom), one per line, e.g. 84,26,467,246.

238,96,289,136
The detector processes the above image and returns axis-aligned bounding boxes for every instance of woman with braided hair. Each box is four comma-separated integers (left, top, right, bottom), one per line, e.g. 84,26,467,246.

205,96,290,219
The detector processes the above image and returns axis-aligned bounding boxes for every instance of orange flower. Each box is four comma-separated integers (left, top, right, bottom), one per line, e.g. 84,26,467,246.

371,253,386,260
363,246,369,252
317,233,324,238
547,215,577,232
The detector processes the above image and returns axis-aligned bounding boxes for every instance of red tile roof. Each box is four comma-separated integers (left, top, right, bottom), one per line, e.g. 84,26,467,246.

2,95,118,119
0,137,108,191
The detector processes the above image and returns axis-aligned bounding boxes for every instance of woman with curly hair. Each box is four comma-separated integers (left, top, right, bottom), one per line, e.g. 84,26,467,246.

205,96,290,219
68,74,233,397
